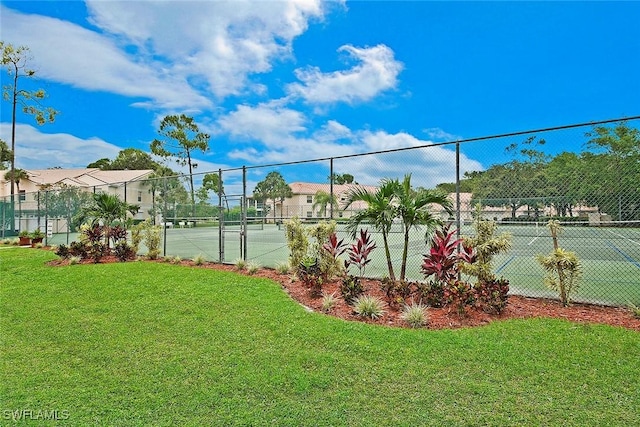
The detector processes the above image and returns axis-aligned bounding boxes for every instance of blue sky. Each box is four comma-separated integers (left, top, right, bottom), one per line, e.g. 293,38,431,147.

1,0,639,190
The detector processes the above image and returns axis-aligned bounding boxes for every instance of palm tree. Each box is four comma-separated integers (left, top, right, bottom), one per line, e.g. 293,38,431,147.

76,193,139,247
4,168,28,230
344,178,401,281
394,174,453,280
312,190,338,218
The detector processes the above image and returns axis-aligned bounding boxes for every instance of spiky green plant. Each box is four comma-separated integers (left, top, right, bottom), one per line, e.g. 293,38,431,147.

536,220,582,306
193,254,206,266
321,292,337,312
627,302,640,319
353,295,386,319
401,302,428,328
275,261,290,275
234,258,247,270
461,204,511,282
246,262,261,275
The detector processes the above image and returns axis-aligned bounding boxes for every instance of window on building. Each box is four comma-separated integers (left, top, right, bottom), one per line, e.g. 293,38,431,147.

307,195,313,203
19,190,26,201
137,191,142,202
306,211,312,218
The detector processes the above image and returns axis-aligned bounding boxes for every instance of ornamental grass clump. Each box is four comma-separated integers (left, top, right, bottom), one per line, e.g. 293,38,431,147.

353,295,386,319
192,254,206,266
401,302,428,328
246,262,261,275
321,292,337,312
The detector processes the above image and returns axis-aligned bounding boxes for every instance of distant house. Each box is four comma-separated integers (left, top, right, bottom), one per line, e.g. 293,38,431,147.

0,168,154,232
249,182,378,221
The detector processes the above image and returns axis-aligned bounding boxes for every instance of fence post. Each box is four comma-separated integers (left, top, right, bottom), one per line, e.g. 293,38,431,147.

330,158,334,219
456,142,461,240
162,177,167,257
218,169,224,263
242,166,248,260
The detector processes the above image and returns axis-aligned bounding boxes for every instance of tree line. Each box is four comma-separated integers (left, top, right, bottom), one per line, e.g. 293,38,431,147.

436,123,640,221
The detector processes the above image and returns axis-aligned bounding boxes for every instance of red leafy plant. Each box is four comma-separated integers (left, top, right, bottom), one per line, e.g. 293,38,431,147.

421,224,476,313
344,229,377,278
421,223,475,283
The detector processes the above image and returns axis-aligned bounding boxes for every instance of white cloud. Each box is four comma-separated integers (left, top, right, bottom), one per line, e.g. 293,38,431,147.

85,0,330,98
287,44,404,105
0,123,122,170
1,1,334,110
0,6,210,110
218,103,308,142
215,103,482,187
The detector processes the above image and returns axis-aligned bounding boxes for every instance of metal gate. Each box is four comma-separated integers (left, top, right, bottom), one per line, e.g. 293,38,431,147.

218,194,247,263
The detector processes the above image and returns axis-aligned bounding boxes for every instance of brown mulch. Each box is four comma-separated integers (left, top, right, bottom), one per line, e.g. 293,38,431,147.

47,253,640,331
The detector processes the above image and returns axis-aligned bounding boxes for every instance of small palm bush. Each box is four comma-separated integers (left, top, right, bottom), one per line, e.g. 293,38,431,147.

353,295,386,319
401,302,428,328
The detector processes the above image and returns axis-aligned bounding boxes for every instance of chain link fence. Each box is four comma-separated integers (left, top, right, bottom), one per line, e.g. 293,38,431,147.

2,117,639,306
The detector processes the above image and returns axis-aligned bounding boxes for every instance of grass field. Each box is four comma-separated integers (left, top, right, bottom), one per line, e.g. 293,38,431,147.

1,247,639,426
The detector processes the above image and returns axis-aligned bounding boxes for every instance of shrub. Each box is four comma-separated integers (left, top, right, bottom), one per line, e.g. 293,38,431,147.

130,224,143,255
246,262,261,275
108,225,128,246
344,229,376,278
340,275,364,305
234,258,247,270
536,220,582,306
461,205,511,282
114,241,136,262
475,278,510,314
171,256,182,264
321,232,346,280
69,256,81,265
69,241,88,259
353,295,386,319
321,292,337,312
283,216,309,269
401,302,429,328
380,278,413,307
55,244,70,259
88,242,107,263
142,222,162,260
297,256,323,296
307,221,337,277
422,223,474,284
275,261,290,275
445,280,476,316
417,280,446,308
83,225,104,245
628,302,640,319
193,254,206,266
284,217,342,282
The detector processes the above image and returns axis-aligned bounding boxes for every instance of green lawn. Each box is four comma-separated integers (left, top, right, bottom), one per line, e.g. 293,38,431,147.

1,247,639,426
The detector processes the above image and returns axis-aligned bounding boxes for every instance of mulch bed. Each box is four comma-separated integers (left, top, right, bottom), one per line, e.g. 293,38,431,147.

47,253,640,331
